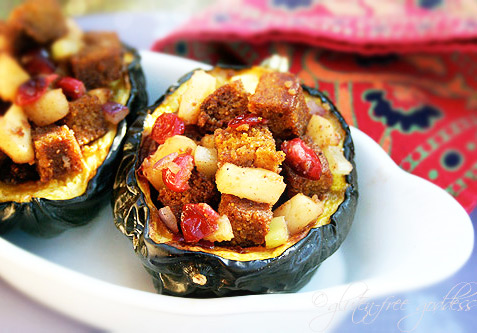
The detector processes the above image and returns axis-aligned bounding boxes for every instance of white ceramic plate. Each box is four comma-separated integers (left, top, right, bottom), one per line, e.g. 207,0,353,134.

0,51,473,332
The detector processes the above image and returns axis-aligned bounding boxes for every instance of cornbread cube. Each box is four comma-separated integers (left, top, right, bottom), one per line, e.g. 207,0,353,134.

158,170,220,221
218,194,272,247
249,72,310,139
7,0,67,52
198,80,250,133
214,124,285,173
283,136,333,198
33,125,84,182
64,94,108,145
70,32,123,89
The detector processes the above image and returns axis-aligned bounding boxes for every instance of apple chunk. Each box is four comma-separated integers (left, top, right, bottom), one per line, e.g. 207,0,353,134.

215,163,286,205
204,215,234,242
273,193,324,235
141,135,197,190
0,105,34,164
323,145,353,176
265,216,289,248
194,145,218,178
306,114,340,147
0,53,30,101
23,89,69,126
178,70,216,124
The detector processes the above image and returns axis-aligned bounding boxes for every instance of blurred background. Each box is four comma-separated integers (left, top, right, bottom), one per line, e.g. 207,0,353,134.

0,0,214,19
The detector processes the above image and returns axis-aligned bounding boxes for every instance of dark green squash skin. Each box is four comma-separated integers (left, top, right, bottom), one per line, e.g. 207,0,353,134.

113,71,358,297
0,47,147,237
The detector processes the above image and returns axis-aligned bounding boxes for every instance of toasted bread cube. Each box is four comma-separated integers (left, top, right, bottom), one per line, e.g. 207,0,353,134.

64,94,108,145
197,80,250,132
0,104,34,164
158,170,219,221
218,194,272,247
249,72,310,139
24,88,69,126
283,136,333,198
273,193,324,235
7,0,67,48
215,163,286,205
214,125,284,173
33,125,84,182
70,32,123,89
0,53,30,101
178,70,217,124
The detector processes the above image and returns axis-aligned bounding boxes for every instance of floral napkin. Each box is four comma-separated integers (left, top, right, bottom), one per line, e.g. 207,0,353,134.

152,0,477,212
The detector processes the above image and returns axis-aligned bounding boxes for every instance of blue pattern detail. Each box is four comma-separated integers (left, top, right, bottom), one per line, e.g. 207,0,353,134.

272,0,313,10
444,151,462,168
418,0,442,9
365,91,440,132
175,42,187,56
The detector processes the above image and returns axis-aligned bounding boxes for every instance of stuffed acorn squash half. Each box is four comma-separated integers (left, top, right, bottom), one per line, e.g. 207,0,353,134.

0,0,147,236
114,63,358,296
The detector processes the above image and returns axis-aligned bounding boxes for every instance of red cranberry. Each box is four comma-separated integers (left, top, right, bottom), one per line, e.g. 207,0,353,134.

228,113,267,129
151,113,185,144
21,49,55,76
15,76,54,106
180,203,219,242
102,102,129,125
56,77,86,100
282,138,322,180
162,153,194,192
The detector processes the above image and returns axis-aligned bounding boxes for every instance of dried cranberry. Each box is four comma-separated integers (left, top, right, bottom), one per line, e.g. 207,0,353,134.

15,76,51,106
228,113,267,129
21,49,55,76
181,203,219,242
102,102,130,125
56,77,86,100
282,138,322,180
162,153,194,192
151,113,185,144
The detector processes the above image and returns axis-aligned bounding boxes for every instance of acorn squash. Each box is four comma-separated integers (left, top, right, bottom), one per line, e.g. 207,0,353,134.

113,66,357,296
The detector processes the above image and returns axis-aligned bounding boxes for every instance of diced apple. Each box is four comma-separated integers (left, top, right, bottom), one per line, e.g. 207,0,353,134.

200,134,215,149
23,88,69,126
156,135,197,158
194,146,218,178
273,193,324,235
230,74,259,94
0,105,34,164
178,70,216,124
51,18,84,60
204,215,234,242
88,88,112,104
265,216,289,248
141,135,197,190
306,114,340,147
323,145,353,176
0,53,30,101
216,163,286,205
